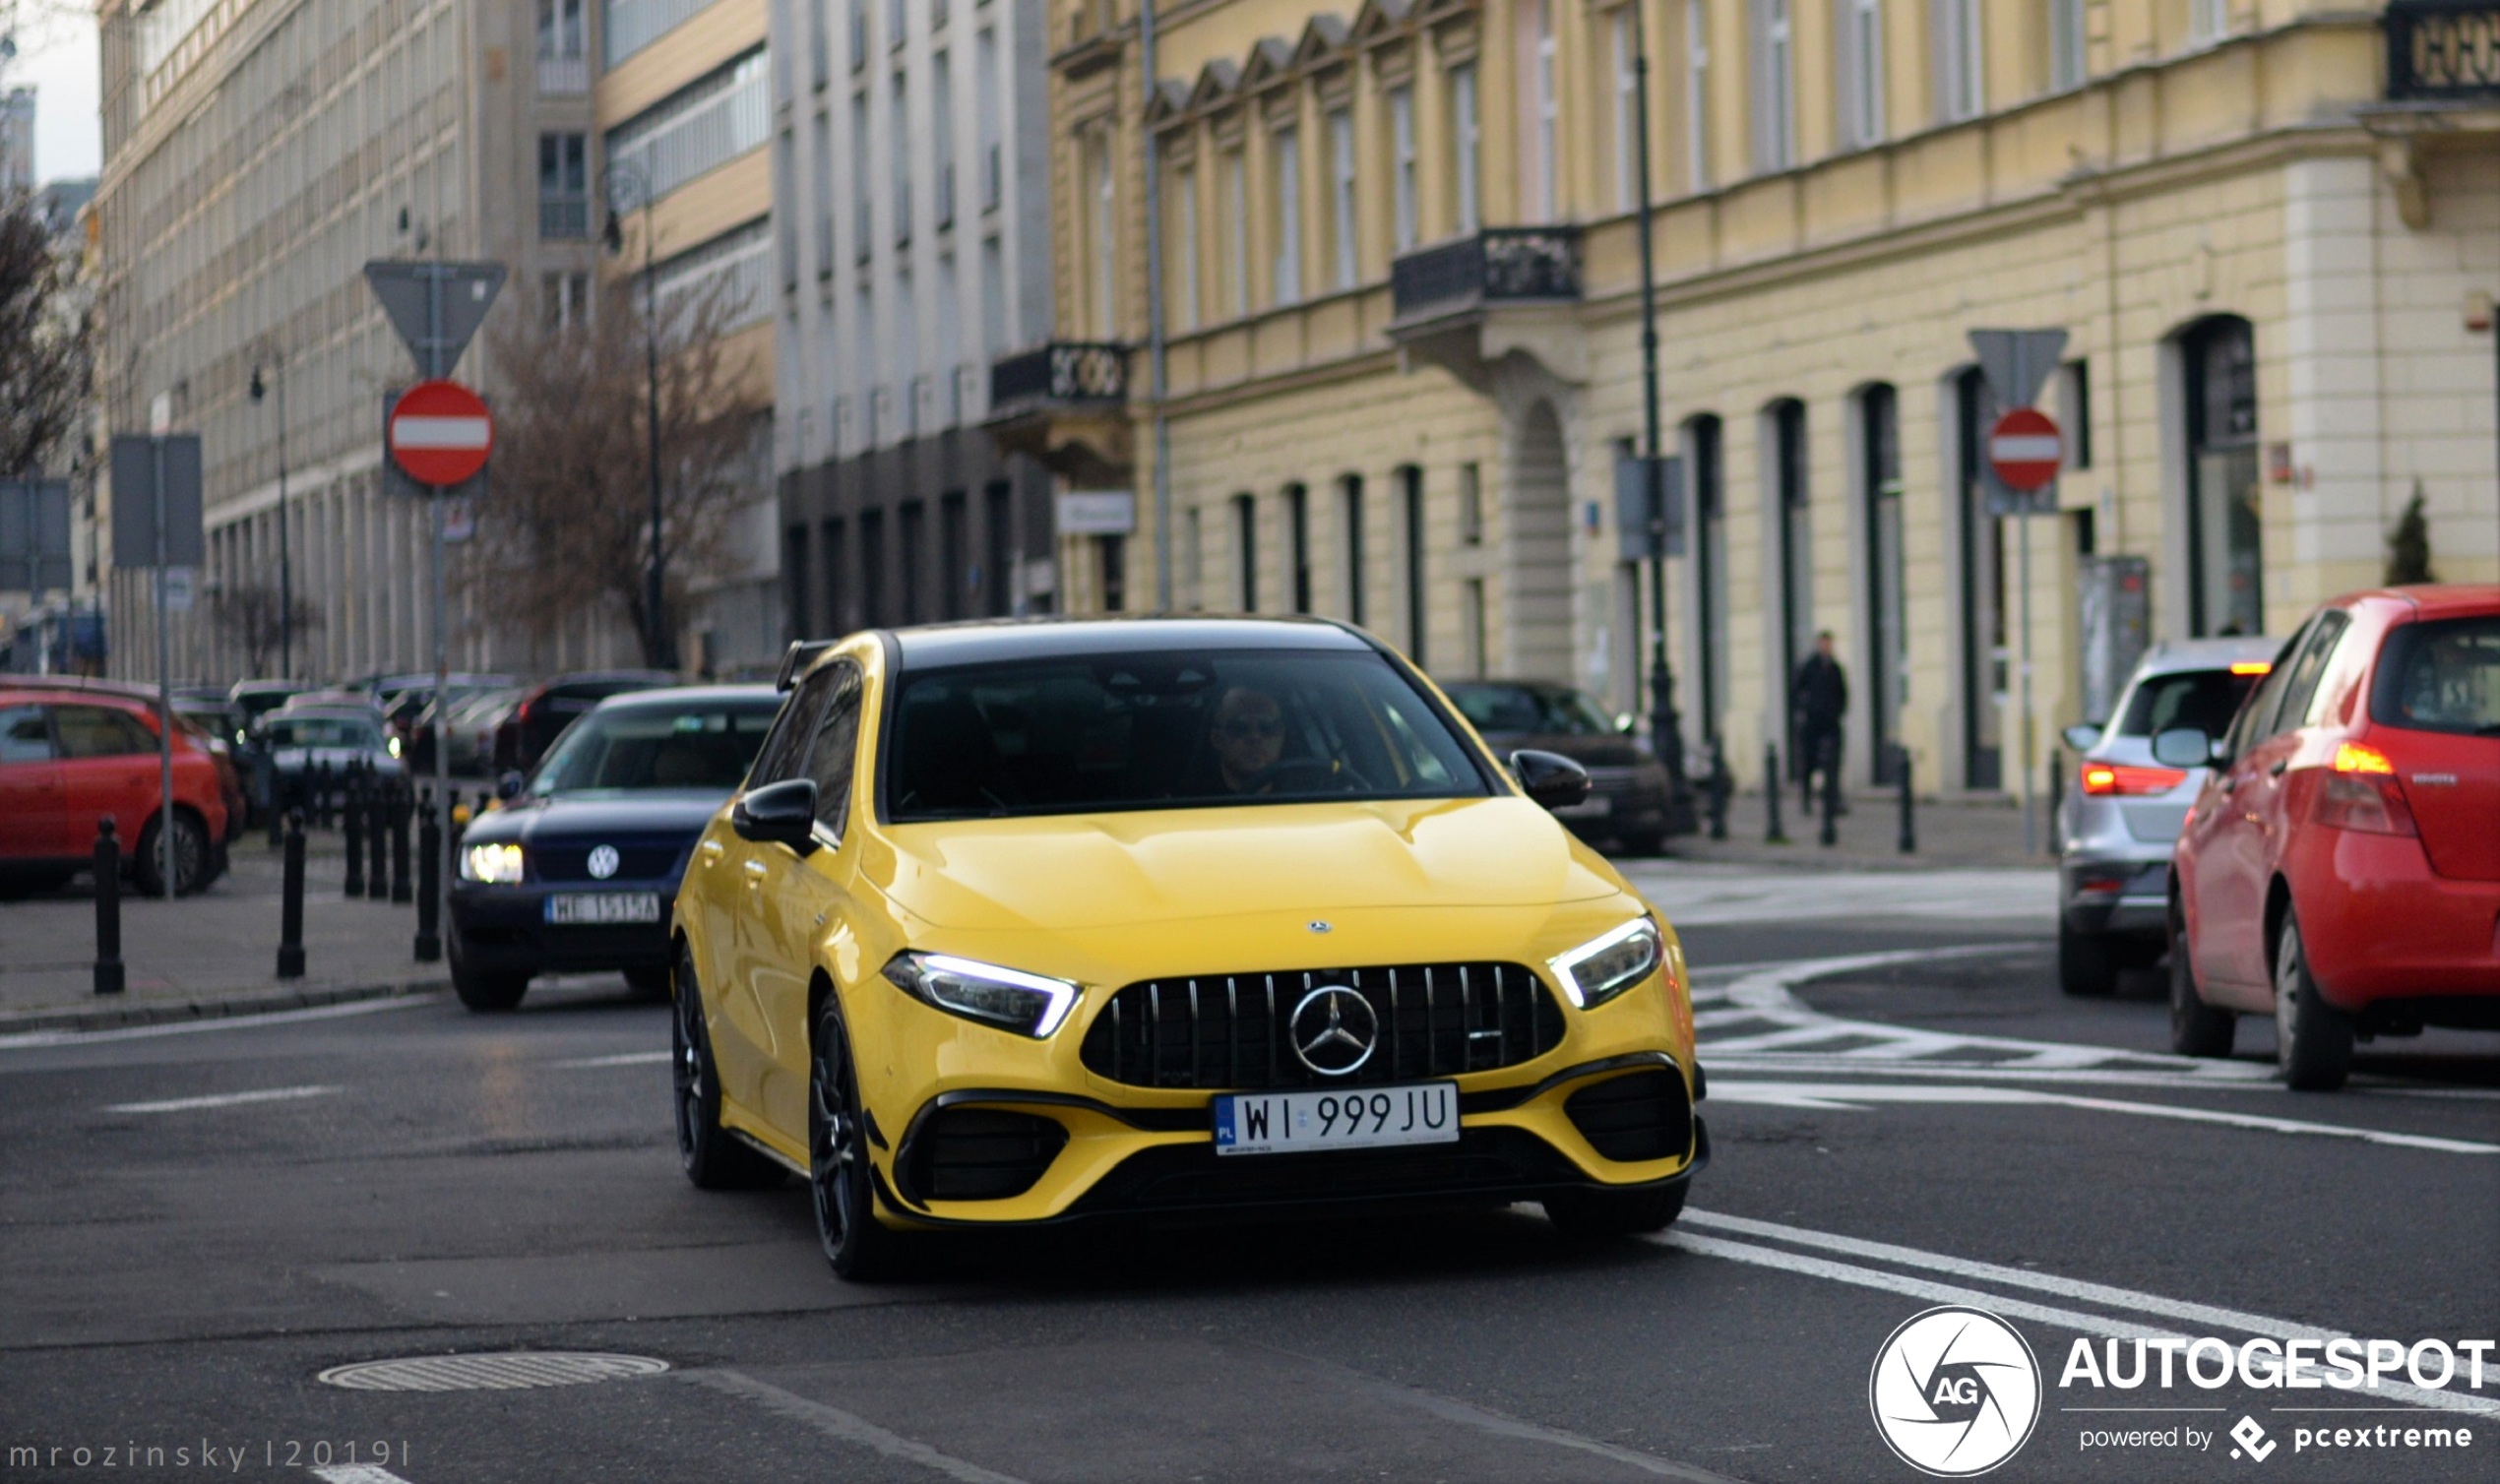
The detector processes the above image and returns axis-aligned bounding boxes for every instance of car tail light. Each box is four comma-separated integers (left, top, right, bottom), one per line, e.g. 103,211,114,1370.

2080,761,2187,796
2314,742,2417,836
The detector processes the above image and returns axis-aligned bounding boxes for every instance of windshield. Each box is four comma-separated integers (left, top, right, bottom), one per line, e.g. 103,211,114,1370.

2116,669,2261,739
883,649,1490,822
530,702,778,795
2373,617,2500,735
268,716,383,750
1443,683,1615,736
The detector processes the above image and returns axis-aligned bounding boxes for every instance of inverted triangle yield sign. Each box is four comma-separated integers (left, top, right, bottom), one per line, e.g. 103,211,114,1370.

363,261,509,377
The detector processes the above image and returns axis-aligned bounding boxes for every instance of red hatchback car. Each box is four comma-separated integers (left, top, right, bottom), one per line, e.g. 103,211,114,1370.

0,685,231,897
2167,586,2500,1089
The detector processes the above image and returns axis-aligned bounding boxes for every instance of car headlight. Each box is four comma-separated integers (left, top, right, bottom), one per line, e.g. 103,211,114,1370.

1547,916,1661,1010
882,952,1080,1038
387,736,403,758
461,842,525,884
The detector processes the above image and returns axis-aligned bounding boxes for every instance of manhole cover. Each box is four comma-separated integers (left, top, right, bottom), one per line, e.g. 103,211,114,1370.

318,1352,670,1391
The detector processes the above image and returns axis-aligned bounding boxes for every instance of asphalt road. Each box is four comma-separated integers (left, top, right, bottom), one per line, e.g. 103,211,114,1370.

3,883,2495,1484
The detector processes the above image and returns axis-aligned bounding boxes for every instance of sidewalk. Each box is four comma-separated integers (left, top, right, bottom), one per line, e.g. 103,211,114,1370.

0,829,450,1035
1658,786,2059,871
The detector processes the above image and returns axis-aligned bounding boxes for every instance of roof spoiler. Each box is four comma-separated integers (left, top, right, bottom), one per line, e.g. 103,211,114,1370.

776,639,839,692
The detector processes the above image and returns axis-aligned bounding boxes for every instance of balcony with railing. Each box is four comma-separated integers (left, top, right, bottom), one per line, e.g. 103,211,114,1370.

2387,1,2500,98
1389,226,1584,324
984,341,1132,484
539,195,591,239
537,53,590,93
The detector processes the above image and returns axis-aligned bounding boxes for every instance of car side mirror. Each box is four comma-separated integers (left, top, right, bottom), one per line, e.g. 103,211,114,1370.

732,777,820,854
2151,728,2215,769
1511,749,1594,811
495,770,526,801
2062,722,2102,754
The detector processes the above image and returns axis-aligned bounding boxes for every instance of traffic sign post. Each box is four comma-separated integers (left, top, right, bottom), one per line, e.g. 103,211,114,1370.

1969,329,2069,858
364,259,505,963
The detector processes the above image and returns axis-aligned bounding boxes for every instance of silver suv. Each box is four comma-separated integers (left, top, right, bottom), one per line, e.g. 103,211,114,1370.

2055,636,2279,996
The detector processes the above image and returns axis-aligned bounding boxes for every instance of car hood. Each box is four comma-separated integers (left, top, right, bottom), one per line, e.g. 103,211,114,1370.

466,790,729,845
868,795,1624,931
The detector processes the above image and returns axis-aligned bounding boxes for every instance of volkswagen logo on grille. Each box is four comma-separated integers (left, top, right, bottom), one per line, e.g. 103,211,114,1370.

586,844,621,880
1287,986,1378,1077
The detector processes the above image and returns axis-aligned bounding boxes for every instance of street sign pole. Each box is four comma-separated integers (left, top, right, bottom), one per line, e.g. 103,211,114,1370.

1969,329,2068,857
152,435,174,897
425,272,451,962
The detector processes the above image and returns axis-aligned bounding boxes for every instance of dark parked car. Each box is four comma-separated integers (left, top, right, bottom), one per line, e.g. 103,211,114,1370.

492,671,677,775
449,685,779,1010
1443,680,1676,854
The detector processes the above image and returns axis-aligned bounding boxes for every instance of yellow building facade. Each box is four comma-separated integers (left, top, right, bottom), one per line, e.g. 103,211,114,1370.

1022,0,2500,795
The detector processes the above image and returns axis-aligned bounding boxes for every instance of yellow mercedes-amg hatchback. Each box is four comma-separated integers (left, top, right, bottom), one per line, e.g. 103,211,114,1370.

670,617,1707,1279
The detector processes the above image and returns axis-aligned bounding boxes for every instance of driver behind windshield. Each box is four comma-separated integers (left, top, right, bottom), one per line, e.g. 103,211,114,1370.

1208,685,1288,793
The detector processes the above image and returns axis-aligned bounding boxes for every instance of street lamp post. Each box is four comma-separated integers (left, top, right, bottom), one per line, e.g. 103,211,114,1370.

248,355,290,679
1627,0,1692,821
601,159,673,670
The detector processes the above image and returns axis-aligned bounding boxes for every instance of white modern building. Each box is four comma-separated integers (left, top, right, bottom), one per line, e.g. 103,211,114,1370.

0,88,33,195
768,0,1062,634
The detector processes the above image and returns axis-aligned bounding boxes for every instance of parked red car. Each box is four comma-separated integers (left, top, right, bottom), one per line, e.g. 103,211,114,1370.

0,683,231,897
2167,586,2500,1089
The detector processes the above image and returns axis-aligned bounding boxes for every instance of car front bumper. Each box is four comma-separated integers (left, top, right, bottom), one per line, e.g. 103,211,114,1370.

448,879,676,976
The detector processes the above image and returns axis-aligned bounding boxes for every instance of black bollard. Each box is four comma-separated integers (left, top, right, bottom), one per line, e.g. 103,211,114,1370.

343,768,366,897
93,816,125,996
1763,743,1788,844
314,761,333,831
1819,736,1841,847
414,789,442,963
1706,744,1731,841
2045,746,2064,858
277,809,306,979
389,781,412,904
1897,743,1917,854
366,774,390,901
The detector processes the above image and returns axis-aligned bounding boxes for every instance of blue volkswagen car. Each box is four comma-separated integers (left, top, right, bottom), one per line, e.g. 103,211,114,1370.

447,685,779,1011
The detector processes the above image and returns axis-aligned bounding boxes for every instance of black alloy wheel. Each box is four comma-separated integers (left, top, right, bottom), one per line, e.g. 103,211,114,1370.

2273,909,2353,1092
2168,895,2236,1058
449,946,530,1013
1542,1181,1687,1240
672,944,783,1190
810,996,906,1280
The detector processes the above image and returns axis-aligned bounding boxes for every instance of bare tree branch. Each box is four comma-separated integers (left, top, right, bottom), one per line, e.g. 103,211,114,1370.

0,189,91,476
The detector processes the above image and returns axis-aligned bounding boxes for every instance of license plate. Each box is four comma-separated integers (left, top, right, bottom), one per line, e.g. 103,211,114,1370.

1213,1082,1459,1157
544,892,661,925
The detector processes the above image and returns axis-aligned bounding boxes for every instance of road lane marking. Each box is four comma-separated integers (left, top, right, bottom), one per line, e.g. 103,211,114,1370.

683,1368,1029,1484
1653,1225,2500,1420
1708,1081,2500,1154
104,1084,340,1114
1624,865,2054,925
0,994,435,1052
309,1467,415,1484
550,1050,672,1068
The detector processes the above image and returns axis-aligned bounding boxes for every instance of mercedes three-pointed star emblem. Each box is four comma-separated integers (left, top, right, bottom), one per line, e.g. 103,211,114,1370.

1287,986,1379,1077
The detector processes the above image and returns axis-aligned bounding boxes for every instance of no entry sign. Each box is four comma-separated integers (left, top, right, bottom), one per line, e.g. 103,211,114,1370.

1987,407,2063,493
388,380,493,488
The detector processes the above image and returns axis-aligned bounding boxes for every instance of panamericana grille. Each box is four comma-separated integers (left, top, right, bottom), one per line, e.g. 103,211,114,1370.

1081,962,1565,1090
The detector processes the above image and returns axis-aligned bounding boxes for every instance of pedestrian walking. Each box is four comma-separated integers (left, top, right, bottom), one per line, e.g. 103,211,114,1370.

1791,631,1848,815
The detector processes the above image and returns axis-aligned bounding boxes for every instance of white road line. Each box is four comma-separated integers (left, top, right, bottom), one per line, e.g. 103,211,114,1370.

0,993,436,1053
1708,1081,2500,1154
308,1466,415,1484
1653,1224,2500,1420
684,1368,1029,1484
550,1050,672,1068
103,1083,340,1114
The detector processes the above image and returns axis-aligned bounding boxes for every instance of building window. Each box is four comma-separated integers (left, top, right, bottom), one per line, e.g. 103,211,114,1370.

653,216,776,329
813,110,835,275
537,132,589,237
1222,147,1249,317
1329,107,1357,289
2059,359,2091,469
1401,464,1426,665
1457,462,1483,545
541,270,591,329
981,234,1006,351
976,27,1001,210
2049,0,2085,89
932,50,955,229
1183,505,1204,608
1284,484,1313,612
1837,0,1884,148
1612,9,1638,212
851,90,873,261
1532,1,1558,219
982,483,1012,616
2188,0,2225,46
537,0,587,90
604,48,772,203
1233,493,1259,610
1685,0,1712,190
2182,317,2261,638
1389,87,1417,252
1340,473,1365,625
1092,130,1118,336
1749,0,1793,172
849,0,868,70
892,73,912,245
1933,0,1983,122
1271,125,1301,306
1174,163,1200,330
1860,384,1905,780
1450,63,1480,235
1770,398,1812,695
